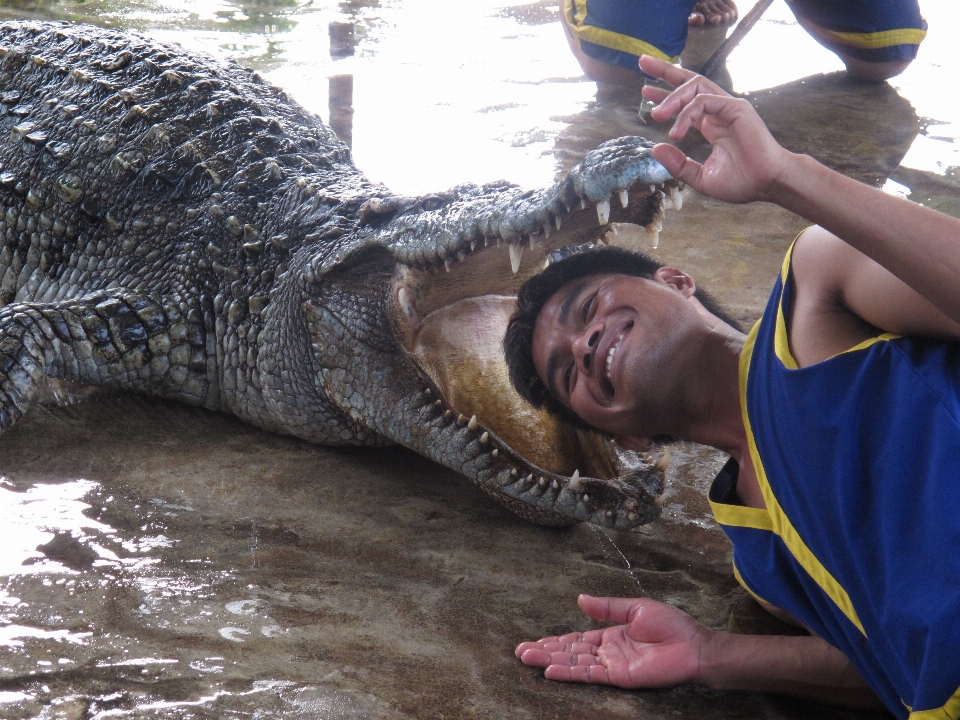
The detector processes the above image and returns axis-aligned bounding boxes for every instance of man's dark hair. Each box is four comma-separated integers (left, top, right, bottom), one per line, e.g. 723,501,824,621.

503,245,741,433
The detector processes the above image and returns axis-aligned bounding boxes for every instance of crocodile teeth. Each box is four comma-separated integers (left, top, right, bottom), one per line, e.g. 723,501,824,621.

529,234,538,251
654,450,672,472
470,240,476,251
397,286,416,320
543,223,550,240
580,197,587,210
596,199,610,226
569,469,581,491
467,415,478,431
554,215,562,231
479,431,489,444
646,224,660,249
669,185,683,211
444,259,452,272
649,184,656,192
508,243,523,274
618,189,629,209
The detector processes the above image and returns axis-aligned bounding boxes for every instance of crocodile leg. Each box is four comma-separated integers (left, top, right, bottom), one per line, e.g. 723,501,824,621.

0,292,211,434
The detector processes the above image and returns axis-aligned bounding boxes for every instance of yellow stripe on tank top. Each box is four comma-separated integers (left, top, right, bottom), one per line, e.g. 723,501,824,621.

562,0,678,62
806,20,927,50
739,319,866,636
907,687,960,720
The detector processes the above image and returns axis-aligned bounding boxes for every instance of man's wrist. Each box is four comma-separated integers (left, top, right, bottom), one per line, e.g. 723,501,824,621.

760,149,811,208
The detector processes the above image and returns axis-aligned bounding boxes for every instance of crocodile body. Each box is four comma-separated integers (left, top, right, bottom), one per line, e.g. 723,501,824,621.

0,21,681,529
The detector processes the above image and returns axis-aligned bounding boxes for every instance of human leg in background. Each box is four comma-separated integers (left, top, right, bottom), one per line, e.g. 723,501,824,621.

786,0,925,81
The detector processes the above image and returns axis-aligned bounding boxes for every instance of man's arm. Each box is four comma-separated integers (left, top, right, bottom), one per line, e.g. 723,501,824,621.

639,56,960,337
515,595,885,709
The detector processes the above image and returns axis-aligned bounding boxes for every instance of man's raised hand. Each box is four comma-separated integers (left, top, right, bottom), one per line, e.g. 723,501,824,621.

515,595,709,688
638,55,793,205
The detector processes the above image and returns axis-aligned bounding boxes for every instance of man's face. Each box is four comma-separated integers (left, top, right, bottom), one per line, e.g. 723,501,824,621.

530,269,699,439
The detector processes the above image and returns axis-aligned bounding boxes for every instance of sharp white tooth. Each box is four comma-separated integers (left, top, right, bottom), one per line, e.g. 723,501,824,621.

509,243,523,274
554,215,562,231
649,184,656,192
669,185,683,211
569,469,581,491
655,216,663,232
552,479,559,489
470,240,476,251
484,237,489,247
618,189,629,209
645,224,660,249
480,431,489,444
580,197,587,210
654,451,672,472
582,493,589,503
457,251,466,262
444,259,452,272
496,237,502,247
397,286,416,320
596,199,610,225
529,234,538,250
467,415,478,431
538,476,546,487
543,223,550,240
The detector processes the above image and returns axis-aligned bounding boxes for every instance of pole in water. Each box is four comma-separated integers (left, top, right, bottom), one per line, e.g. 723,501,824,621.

698,0,775,79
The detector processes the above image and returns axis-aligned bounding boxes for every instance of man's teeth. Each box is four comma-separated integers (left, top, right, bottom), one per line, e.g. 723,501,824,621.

397,183,683,275
604,330,626,386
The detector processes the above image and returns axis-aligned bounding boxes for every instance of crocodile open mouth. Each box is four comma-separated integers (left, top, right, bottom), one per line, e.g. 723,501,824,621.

383,143,681,528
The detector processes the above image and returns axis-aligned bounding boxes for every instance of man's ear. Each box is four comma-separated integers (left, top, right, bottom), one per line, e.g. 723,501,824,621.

653,266,696,298
613,435,653,452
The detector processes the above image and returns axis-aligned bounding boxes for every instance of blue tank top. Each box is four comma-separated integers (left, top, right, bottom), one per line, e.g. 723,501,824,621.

708,244,960,719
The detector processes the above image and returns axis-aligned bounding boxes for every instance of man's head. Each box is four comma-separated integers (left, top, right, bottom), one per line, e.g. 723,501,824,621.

503,246,739,438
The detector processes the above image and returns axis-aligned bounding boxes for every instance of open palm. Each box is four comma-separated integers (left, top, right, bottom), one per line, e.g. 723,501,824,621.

515,595,710,688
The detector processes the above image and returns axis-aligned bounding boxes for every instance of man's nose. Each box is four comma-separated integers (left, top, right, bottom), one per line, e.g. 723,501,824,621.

573,325,601,374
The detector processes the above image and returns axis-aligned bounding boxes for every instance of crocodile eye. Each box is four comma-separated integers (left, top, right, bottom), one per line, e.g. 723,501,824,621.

419,195,444,212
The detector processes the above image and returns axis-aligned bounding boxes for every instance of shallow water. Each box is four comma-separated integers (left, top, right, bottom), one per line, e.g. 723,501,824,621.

0,1,956,717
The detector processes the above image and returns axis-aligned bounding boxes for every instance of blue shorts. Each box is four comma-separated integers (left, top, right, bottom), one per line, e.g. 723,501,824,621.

563,0,927,74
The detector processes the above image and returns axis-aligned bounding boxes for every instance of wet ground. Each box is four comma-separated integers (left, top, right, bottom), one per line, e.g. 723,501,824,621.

0,0,957,717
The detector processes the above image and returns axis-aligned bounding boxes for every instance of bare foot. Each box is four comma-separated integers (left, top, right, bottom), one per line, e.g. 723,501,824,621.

688,0,738,26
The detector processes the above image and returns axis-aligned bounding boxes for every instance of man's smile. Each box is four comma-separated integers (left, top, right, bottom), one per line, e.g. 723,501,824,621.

598,320,633,399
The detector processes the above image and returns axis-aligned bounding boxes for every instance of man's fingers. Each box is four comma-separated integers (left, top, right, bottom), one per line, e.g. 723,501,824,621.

649,80,731,124
544,661,612,684
641,85,670,104
638,55,695,88
578,595,646,623
651,144,704,189
669,92,745,141
536,640,599,655
519,647,601,669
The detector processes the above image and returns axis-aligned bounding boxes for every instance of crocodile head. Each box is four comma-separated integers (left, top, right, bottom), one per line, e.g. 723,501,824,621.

297,137,681,529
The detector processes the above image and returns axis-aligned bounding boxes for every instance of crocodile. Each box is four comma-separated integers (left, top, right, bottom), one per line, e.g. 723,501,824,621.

0,20,683,530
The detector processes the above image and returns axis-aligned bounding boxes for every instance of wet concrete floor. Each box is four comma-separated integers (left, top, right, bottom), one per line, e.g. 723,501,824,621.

0,0,957,717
